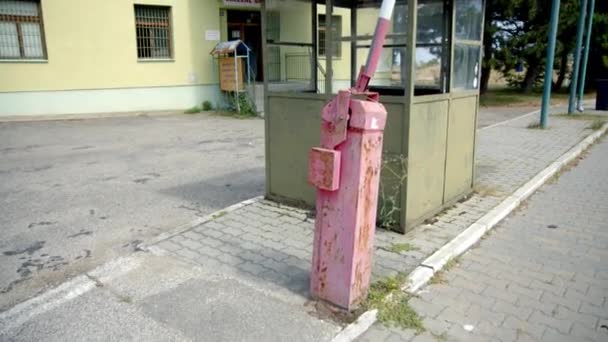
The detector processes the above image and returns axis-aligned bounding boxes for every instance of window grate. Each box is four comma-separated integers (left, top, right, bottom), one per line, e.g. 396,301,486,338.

0,0,46,59
318,14,341,58
134,5,172,59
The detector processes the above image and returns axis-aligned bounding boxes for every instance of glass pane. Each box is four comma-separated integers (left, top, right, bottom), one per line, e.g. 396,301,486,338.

356,46,404,88
328,4,352,93
266,0,317,93
415,46,442,89
453,44,480,90
455,0,483,41
318,14,342,58
0,22,20,58
0,1,39,16
21,23,43,58
266,45,317,92
356,1,408,42
417,0,444,44
265,0,312,44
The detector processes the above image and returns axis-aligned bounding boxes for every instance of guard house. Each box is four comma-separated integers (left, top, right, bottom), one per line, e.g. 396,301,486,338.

262,0,485,233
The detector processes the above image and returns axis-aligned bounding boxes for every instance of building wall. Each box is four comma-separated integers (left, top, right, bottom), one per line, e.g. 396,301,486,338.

0,0,254,116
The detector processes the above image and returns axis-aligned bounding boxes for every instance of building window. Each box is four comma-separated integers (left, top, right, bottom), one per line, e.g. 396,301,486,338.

134,5,172,59
0,0,46,60
318,14,341,58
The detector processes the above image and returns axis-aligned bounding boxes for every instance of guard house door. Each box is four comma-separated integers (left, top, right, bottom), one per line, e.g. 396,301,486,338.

227,10,263,82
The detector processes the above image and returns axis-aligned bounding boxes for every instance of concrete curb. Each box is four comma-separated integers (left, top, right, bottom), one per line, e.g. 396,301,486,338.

331,310,378,342
342,122,608,341
137,196,264,251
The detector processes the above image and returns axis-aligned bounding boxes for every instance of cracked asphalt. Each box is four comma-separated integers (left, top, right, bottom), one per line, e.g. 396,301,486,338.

0,113,265,311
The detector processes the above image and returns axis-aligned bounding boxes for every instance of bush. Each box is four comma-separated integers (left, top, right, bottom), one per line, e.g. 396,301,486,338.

229,93,257,118
184,106,201,114
202,101,213,111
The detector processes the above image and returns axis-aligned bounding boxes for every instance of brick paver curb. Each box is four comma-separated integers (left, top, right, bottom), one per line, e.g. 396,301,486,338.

346,122,608,341
137,196,264,251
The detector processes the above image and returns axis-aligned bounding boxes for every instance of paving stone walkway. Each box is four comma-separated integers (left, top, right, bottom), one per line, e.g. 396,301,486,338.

358,130,608,341
153,113,604,339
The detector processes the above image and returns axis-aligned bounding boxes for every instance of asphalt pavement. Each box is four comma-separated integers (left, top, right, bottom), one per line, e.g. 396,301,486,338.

0,104,584,312
0,113,264,311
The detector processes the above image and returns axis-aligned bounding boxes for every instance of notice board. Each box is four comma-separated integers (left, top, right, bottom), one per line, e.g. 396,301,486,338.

219,57,244,92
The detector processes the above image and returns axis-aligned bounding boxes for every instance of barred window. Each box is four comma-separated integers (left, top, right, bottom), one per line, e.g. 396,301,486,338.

134,5,172,59
318,14,341,58
0,0,46,59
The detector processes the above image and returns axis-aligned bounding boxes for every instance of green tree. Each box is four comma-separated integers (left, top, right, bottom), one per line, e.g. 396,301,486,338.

480,0,608,93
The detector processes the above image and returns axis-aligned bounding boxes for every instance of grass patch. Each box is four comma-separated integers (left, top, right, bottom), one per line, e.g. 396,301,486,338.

362,274,425,333
212,210,227,219
386,243,418,254
480,88,570,108
555,113,607,121
184,106,202,114
526,121,543,129
589,119,607,130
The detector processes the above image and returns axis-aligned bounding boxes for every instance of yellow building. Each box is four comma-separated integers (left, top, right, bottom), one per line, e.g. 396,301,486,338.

0,0,266,116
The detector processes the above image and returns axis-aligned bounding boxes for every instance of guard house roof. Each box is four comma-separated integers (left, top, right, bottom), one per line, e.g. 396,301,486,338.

209,40,251,56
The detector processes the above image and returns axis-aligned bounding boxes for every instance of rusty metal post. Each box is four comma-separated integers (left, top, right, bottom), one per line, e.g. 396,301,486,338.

308,0,395,310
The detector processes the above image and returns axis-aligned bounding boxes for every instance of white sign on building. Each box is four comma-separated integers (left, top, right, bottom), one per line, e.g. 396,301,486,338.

222,0,261,7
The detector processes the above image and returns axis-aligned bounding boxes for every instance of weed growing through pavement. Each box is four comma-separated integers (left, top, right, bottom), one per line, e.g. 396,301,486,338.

589,119,606,130
474,184,502,198
212,210,227,219
386,243,418,254
443,256,462,271
378,154,408,231
429,256,462,285
526,121,543,129
362,274,425,333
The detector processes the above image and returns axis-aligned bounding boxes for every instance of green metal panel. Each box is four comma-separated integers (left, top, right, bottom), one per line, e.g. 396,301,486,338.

405,100,449,227
265,95,406,209
266,95,325,206
443,95,476,203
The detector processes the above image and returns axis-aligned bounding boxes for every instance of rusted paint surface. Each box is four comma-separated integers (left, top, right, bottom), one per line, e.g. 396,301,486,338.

320,91,350,149
308,148,341,191
310,97,386,310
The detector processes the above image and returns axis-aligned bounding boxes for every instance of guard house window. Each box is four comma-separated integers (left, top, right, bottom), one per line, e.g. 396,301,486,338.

0,0,46,59
414,0,451,94
134,5,172,59
318,14,341,58
452,0,483,90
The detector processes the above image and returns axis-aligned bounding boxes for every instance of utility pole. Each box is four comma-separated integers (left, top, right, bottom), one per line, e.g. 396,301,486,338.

568,0,588,114
577,0,596,111
540,0,561,128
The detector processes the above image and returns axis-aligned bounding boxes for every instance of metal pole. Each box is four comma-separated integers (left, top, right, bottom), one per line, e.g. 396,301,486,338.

577,0,595,112
234,53,240,112
541,0,561,128
568,0,588,114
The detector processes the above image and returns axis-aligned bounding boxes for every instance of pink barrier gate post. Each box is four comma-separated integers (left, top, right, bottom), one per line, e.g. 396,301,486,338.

308,0,396,310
